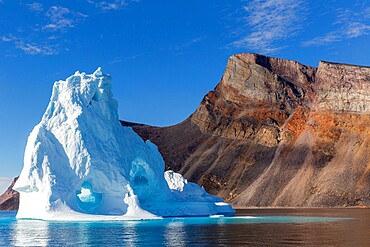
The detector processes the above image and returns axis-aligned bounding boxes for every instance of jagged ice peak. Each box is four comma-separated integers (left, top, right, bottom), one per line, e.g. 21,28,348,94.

14,68,234,221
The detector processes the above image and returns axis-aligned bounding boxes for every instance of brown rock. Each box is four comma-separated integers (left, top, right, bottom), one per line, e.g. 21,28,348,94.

128,53,370,208
315,61,370,113
0,177,19,210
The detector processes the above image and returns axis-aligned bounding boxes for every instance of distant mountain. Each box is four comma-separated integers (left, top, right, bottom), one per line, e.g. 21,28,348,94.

0,177,19,210
2,53,369,210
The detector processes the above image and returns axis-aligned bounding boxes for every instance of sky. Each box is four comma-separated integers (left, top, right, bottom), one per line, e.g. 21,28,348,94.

0,0,369,193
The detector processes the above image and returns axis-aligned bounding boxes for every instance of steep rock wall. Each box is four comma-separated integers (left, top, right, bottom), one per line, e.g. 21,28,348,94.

132,53,370,208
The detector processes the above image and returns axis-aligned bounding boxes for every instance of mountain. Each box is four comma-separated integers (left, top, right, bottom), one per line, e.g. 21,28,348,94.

125,53,370,208
0,177,19,210
1,53,369,210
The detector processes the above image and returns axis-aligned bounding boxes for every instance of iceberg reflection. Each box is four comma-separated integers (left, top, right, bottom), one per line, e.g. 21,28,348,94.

121,222,139,247
11,220,95,246
12,220,49,247
165,221,186,246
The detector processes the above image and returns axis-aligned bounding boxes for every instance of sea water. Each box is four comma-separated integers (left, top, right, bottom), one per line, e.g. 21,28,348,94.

0,209,369,246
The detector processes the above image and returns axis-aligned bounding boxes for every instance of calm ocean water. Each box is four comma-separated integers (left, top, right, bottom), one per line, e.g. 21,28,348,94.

0,209,369,246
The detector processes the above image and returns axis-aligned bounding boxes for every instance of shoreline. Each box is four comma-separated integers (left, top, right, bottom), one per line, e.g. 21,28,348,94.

234,206,370,210
2,206,370,213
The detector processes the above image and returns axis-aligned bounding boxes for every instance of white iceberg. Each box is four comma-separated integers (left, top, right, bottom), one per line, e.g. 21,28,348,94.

14,68,234,220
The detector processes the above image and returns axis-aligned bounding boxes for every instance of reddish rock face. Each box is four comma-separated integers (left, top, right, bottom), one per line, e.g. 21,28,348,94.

0,177,19,210
130,53,370,208
191,53,317,147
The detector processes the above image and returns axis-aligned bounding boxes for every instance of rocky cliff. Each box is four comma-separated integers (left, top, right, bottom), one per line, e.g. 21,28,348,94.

0,177,19,210
315,61,370,113
1,53,369,210
130,53,370,208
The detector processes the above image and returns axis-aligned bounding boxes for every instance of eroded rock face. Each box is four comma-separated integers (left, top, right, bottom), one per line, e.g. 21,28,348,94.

315,61,370,113
130,53,370,208
191,53,316,147
0,177,19,210
218,53,316,108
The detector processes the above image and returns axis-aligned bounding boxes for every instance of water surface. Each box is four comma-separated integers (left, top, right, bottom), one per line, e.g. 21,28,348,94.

0,209,369,246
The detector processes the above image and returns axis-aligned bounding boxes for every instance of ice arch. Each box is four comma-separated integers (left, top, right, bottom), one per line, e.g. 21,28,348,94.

76,182,102,213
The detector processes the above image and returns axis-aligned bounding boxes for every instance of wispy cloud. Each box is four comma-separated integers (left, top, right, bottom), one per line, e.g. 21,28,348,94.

0,4,89,56
16,41,57,55
97,0,127,11
1,35,14,42
302,33,339,47
169,36,205,52
231,0,305,54
25,2,43,13
158,36,206,56
1,0,140,56
108,53,143,65
86,0,139,11
43,6,87,32
343,22,370,38
1,35,58,55
303,6,370,46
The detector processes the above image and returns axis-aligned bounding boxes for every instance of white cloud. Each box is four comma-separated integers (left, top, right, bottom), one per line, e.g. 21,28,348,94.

3,1,137,56
87,0,130,11
0,177,13,195
169,36,206,51
1,5,83,55
344,22,370,38
26,2,43,13
1,35,14,42
46,6,71,23
303,6,370,46
16,41,57,55
0,35,58,55
231,0,305,54
98,0,127,11
108,53,143,65
301,33,340,47
43,6,87,32
86,0,140,11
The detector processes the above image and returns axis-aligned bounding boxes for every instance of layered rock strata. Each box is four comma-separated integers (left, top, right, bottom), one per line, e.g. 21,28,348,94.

130,53,370,208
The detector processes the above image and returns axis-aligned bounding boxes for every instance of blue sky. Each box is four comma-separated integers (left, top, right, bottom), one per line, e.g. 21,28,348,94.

0,0,369,192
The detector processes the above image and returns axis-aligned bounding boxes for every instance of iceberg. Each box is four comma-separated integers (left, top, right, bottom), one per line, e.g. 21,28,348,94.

14,68,234,220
